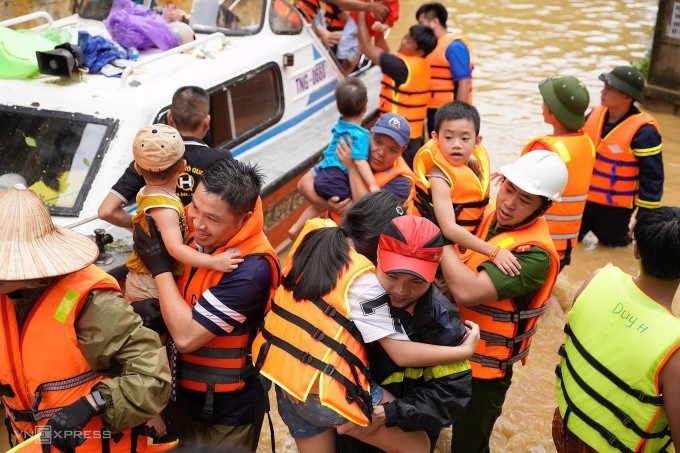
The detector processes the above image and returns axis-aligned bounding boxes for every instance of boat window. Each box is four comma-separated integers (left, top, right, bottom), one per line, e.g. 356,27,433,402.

208,63,284,149
190,0,266,36
270,0,303,34
0,107,116,216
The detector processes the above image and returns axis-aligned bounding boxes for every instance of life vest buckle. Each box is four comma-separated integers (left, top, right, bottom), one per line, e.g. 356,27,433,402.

607,433,618,446
621,415,634,429
312,328,325,341
510,312,521,323
300,352,313,365
322,363,336,376
323,306,337,317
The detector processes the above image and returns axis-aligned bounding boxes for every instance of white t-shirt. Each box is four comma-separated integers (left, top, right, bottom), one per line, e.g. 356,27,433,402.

347,272,409,343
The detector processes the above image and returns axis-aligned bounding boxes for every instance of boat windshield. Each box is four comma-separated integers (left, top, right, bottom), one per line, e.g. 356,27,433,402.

190,0,266,35
0,106,116,216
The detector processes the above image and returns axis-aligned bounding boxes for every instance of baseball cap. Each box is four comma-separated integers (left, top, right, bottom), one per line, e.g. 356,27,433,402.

372,113,411,147
378,215,444,283
133,124,185,172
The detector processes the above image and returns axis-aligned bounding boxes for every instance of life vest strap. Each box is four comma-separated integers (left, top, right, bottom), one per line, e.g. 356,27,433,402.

556,346,670,440
564,324,663,405
32,370,99,411
557,365,635,453
480,325,537,348
455,197,490,210
379,81,430,96
379,95,427,109
595,154,638,166
270,303,370,378
470,347,530,371
8,405,61,423
310,297,365,346
592,169,638,182
260,328,372,421
190,346,250,359
178,361,256,384
467,304,548,323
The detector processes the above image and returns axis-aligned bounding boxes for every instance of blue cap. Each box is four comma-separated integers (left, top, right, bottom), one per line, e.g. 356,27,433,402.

371,113,411,146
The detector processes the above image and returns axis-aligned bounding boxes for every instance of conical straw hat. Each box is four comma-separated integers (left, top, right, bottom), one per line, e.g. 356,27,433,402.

0,185,98,280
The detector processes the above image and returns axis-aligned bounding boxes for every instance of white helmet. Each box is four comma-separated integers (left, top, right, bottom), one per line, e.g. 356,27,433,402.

499,150,567,202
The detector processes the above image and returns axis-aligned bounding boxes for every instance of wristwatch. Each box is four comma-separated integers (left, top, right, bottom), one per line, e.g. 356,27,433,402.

91,390,107,415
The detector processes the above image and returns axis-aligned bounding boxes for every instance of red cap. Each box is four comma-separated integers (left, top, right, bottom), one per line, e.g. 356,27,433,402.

378,216,444,283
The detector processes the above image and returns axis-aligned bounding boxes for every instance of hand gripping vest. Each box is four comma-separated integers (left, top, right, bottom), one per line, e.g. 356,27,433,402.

252,218,375,426
556,265,680,453
379,53,431,139
583,105,661,209
426,33,474,107
326,157,415,223
458,199,559,380
0,265,153,452
411,138,490,233
175,198,280,417
521,133,595,255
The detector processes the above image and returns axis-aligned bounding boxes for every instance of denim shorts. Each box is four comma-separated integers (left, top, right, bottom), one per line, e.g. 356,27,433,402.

276,383,383,439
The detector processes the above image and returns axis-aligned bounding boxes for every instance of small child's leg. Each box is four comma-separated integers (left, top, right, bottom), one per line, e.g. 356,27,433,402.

145,414,167,438
288,205,323,240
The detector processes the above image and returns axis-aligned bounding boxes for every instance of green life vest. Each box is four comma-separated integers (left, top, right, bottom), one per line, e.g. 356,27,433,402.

556,264,680,452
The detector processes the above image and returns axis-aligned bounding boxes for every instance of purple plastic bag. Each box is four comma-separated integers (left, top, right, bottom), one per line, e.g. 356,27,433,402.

104,0,179,50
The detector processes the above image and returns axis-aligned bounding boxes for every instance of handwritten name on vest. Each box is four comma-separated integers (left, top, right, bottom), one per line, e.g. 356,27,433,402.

612,302,649,333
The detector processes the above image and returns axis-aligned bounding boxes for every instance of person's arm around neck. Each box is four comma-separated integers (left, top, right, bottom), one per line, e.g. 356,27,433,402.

98,192,133,229
154,272,215,353
440,245,499,306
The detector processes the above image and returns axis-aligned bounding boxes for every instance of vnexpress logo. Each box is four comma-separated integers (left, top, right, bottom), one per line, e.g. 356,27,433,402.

36,426,112,444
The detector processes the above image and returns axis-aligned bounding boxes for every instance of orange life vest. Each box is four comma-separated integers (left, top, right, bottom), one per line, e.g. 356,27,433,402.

411,138,490,232
294,0,319,22
426,33,474,107
175,198,280,406
521,132,595,255
272,0,303,27
252,218,374,426
583,105,661,209
379,53,431,139
0,266,152,452
458,199,559,380
323,2,346,31
326,157,415,223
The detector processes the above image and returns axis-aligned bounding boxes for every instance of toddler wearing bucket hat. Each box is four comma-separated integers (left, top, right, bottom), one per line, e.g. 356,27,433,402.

125,124,242,303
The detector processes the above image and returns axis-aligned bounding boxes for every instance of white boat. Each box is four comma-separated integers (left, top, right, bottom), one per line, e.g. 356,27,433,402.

0,0,382,272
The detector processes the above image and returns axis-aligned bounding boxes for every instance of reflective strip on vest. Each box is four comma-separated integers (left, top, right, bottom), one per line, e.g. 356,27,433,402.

380,360,471,386
545,214,583,222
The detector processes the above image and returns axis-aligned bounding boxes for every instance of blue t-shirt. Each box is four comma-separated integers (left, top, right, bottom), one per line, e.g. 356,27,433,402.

317,117,370,173
445,39,472,81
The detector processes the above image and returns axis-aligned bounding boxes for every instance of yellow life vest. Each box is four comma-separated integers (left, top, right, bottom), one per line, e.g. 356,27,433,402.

556,264,680,452
426,33,474,107
459,199,559,380
252,218,375,426
521,132,595,255
379,53,431,139
411,138,490,233
583,105,661,209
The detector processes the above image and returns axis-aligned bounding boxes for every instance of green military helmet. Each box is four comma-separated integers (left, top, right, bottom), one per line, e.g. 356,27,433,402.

539,75,590,131
599,66,645,103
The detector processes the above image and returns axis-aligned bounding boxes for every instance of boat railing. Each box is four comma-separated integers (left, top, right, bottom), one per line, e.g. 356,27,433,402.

0,11,54,29
120,32,229,87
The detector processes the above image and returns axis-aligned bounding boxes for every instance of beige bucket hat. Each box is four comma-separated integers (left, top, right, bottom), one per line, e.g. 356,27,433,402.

0,185,98,281
133,124,185,172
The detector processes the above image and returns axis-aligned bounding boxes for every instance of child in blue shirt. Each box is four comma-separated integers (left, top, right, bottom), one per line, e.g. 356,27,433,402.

289,78,379,239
